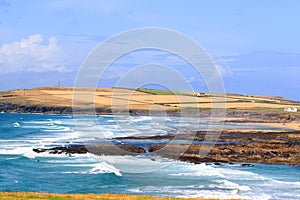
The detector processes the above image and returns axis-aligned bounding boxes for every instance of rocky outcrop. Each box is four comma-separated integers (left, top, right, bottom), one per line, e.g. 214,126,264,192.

32,130,300,166
148,142,300,165
33,144,146,156
88,144,146,156
146,130,300,165
0,102,73,114
33,145,88,154
2,100,300,122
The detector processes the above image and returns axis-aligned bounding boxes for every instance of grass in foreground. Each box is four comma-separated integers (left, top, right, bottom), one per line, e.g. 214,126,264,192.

0,192,228,200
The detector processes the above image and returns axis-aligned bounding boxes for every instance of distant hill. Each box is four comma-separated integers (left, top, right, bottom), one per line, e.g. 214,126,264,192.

0,86,299,116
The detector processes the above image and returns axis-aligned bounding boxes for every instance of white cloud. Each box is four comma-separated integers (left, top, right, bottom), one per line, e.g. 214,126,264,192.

188,76,196,83
215,64,233,77
0,34,68,73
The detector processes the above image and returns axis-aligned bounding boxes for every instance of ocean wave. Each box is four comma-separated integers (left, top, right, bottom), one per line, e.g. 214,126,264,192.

168,163,225,177
94,155,173,173
129,116,152,123
62,161,122,176
1,113,299,199
216,180,251,191
23,121,53,124
42,126,73,132
126,185,253,200
0,146,37,158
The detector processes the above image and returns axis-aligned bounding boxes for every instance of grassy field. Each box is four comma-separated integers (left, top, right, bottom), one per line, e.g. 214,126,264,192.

0,192,222,200
135,88,193,96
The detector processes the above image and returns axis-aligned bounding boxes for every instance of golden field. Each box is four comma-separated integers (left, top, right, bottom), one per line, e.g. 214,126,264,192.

0,192,227,200
0,86,299,112
0,86,299,130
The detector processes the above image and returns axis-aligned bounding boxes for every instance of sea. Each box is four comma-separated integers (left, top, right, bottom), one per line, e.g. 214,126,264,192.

0,113,299,199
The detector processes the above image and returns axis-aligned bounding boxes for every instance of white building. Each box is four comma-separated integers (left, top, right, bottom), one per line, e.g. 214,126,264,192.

196,92,206,97
284,107,298,112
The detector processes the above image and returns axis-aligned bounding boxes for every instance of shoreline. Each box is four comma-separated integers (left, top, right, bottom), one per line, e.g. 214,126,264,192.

1,103,299,130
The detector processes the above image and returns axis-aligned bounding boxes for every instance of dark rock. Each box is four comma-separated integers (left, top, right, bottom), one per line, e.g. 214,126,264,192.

88,144,146,156
33,144,146,156
214,162,223,166
240,163,254,167
33,145,88,154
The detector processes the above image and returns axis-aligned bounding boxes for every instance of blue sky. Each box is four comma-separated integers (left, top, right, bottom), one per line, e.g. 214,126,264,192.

0,0,299,100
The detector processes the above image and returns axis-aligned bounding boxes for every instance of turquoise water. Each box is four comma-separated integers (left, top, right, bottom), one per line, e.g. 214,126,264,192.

0,113,299,199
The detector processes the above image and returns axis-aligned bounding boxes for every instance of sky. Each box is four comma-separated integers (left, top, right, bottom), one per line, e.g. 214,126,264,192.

0,0,299,100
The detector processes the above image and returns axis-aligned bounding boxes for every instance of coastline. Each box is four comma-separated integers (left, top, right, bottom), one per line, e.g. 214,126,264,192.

1,102,299,130
1,106,300,166
1,87,300,199
1,87,300,165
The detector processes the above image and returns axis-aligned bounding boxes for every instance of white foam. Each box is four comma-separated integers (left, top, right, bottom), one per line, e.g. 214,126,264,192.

13,122,20,127
4,157,19,160
169,163,225,177
23,151,36,159
61,160,122,176
94,155,173,173
127,185,250,200
216,180,251,192
93,162,122,176
271,179,300,187
23,121,54,125
51,120,63,125
43,153,95,163
0,146,37,158
215,166,270,181
42,126,73,132
129,116,152,123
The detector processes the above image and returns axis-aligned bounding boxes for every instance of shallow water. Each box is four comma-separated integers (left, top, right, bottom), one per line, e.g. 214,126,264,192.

0,113,299,199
